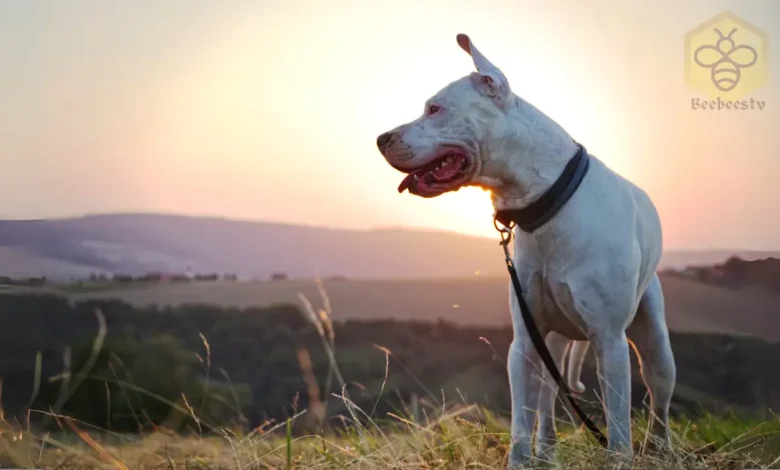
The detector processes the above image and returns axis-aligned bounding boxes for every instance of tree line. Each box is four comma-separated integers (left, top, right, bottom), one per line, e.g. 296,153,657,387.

0,293,778,436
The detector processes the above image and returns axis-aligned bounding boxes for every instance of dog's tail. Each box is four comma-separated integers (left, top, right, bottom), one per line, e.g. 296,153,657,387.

566,341,588,394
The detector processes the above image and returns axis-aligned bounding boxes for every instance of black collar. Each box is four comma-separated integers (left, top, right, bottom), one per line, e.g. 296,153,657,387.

494,142,590,233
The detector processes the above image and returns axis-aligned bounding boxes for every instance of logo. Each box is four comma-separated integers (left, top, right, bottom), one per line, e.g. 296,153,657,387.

684,11,769,110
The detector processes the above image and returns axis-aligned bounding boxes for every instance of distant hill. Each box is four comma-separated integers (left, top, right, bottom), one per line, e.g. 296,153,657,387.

668,256,780,293
0,213,777,280
660,250,780,271
55,275,777,343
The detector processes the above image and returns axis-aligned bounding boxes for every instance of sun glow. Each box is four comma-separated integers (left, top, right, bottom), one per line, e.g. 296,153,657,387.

141,2,523,236
8,1,776,248
423,186,496,238
149,2,608,238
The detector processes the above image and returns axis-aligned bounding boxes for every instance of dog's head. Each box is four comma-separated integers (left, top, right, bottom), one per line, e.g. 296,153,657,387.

376,34,518,198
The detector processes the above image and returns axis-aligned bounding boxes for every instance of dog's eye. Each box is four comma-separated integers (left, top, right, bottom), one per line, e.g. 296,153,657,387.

426,105,441,116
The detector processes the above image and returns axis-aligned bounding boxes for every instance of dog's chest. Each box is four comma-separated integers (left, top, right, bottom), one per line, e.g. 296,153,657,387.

519,267,591,341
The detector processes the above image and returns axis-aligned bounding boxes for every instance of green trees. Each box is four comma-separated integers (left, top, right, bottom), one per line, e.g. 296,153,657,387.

0,293,778,435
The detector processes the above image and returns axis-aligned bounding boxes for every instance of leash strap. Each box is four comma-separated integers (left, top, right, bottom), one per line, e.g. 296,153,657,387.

496,221,608,448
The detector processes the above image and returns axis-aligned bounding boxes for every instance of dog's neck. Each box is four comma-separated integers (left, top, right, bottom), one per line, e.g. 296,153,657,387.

486,96,579,212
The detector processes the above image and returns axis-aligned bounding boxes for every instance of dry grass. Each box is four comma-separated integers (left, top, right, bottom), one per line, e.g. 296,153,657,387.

3,400,779,469
1,280,779,469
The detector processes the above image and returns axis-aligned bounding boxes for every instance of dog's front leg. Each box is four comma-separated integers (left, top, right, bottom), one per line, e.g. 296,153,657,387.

591,331,633,458
535,332,572,463
507,333,542,468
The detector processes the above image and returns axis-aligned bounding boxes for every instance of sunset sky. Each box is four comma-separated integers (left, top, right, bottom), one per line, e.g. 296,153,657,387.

1,0,778,250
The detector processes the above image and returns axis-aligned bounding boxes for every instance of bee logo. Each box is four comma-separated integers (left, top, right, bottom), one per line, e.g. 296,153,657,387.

693,27,758,92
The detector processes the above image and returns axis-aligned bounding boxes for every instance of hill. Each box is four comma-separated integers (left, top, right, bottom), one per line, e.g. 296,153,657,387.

2,293,779,468
1,293,778,433
1,213,777,280
668,255,780,293
0,214,504,280
56,274,780,343
2,275,778,467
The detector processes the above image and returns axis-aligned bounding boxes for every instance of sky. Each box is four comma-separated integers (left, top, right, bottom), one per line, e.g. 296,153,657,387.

0,0,778,250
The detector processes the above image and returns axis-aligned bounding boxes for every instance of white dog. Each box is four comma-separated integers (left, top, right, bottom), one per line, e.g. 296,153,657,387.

376,34,676,467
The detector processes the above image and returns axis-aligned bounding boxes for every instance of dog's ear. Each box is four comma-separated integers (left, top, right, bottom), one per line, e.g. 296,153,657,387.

456,34,511,108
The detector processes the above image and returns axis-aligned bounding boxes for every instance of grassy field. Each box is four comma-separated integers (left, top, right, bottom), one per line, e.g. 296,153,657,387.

2,300,779,470
56,274,780,342
2,276,779,468
3,407,780,469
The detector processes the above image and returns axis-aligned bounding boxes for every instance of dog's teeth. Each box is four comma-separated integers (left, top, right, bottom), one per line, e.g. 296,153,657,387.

413,174,419,181
442,160,449,167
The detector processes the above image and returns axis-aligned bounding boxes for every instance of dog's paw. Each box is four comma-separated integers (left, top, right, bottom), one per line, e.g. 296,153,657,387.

571,380,586,394
507,442,533,469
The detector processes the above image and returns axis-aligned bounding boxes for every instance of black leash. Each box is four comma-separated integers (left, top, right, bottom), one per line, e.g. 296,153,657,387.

492,142,608,447
495,221,608,447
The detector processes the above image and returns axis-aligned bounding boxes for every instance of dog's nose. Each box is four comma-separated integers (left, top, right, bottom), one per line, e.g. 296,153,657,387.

376,132,393,151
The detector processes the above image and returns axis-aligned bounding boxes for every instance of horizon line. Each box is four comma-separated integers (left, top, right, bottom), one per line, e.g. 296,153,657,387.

1,210,778,253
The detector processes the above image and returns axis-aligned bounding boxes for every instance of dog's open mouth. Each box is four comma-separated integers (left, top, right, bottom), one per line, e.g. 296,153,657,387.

397,150,471,196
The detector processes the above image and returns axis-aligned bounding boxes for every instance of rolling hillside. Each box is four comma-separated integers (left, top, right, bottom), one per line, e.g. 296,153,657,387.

62,274,780,342
1,213,777,280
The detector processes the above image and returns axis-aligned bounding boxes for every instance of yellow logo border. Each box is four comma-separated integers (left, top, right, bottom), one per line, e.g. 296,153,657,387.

684,10,770,99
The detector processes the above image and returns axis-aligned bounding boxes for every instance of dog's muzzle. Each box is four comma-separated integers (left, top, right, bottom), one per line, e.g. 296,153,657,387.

376,131,394,153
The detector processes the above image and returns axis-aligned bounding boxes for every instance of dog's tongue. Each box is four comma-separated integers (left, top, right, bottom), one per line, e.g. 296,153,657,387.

398,174,416,193
398,161,459,193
